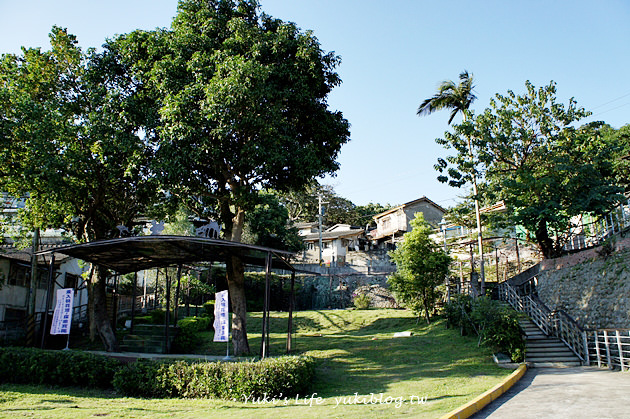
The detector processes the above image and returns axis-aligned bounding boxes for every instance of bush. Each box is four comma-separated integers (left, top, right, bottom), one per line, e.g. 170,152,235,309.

171,316,212,353
444,296,525,362
352,293,370,309
443,294,473,334
0,347,121,388
113,356,315,399
202,300,215,318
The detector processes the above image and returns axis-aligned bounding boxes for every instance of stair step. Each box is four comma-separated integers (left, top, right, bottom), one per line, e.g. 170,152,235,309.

529,361,582,368
526,350,578,357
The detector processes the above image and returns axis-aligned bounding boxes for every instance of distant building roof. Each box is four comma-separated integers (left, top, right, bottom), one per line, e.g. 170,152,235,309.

373,196,446,220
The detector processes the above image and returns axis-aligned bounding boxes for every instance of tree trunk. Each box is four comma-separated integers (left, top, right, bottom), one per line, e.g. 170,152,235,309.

93,266,119,352
224,206,250,355
422,289,431,324
534,219,556,259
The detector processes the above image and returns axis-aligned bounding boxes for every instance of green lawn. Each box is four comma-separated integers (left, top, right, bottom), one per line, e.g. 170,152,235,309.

0,309,511,418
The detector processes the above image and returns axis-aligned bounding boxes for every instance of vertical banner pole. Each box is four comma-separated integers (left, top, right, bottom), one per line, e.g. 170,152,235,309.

287,270,295,353
41,254,55,349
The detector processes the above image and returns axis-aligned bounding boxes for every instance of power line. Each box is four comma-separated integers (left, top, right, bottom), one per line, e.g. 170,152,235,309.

590,92,630,110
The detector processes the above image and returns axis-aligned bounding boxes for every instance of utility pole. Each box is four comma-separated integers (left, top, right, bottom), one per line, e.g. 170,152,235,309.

317,194,327,264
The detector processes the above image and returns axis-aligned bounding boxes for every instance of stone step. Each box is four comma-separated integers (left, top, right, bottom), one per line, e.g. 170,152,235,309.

529,361,582,368
527,342,569,349
526,350,578,357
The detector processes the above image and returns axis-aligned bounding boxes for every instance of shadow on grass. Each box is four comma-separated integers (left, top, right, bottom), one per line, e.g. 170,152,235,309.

199,310,505,398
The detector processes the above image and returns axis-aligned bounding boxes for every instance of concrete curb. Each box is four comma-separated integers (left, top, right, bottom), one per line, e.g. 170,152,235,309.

439,363,527,419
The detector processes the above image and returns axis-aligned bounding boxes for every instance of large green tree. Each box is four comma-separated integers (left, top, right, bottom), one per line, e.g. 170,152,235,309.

437,81,624,258
0,28,162,351
388,213,452,323
118,0,350,354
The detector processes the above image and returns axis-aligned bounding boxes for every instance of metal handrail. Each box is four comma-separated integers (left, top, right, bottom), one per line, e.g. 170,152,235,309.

499,281,588,363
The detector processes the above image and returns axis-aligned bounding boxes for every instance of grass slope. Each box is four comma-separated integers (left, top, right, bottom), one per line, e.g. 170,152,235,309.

0,309,510,418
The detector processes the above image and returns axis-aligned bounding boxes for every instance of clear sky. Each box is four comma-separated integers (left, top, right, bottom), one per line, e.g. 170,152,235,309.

1,0,629,209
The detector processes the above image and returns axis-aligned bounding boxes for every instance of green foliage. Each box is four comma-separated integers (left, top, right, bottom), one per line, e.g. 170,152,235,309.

597,123,630,194
0,26,162,239
112,356,315,399
277,181,391,226
417,70,476,125
202,301,215,318
0,347,121,388
352,293,371,309
243,192,304,252
435,81,624,258
444,296,525,362
443,294,474,334
388,213,452,323
172,316,212,353
150,309,173,325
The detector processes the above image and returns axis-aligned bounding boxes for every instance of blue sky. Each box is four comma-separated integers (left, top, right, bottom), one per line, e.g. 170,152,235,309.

1,0,629,209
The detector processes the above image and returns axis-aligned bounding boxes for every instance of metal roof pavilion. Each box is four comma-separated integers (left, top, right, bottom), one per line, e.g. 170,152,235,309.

36,235,296,274
36,235,298,357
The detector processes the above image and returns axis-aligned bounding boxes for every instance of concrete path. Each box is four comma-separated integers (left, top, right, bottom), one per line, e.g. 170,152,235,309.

473,367,629,419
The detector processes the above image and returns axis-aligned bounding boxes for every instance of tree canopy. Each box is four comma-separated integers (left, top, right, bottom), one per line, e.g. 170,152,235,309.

0,27,163,350
388,213,451,323
436,81,624,258
115,0,350,354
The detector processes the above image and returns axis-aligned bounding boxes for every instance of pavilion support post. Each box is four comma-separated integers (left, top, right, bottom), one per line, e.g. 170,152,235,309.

287,270,295,353
154,269,159,310
165,268,171,353
40,254,55,349
174,264,182,326
130,272,137,333
260,252,272,358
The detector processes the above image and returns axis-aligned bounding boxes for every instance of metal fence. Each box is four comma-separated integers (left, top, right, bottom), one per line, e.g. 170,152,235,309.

498,281,589,364
564,199,630,252
588,329,630,371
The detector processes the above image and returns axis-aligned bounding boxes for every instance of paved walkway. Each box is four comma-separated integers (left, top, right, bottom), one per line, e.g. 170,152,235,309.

473,367,629,419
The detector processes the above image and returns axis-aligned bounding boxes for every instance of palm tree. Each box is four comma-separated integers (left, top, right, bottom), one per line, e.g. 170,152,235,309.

418,70,486,295
417,70,476,123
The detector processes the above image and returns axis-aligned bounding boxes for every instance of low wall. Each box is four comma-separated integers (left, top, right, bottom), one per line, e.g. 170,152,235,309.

536,236,630,329
294,273,393,310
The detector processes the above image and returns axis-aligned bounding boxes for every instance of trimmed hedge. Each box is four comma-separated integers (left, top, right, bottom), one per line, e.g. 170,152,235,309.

0,347,315,400
0,347,121,388
171,316,212,353
113,356,315,399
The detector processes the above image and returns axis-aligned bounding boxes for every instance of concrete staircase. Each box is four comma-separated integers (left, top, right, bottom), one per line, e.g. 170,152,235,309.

520,317,582,367
119,324,178,354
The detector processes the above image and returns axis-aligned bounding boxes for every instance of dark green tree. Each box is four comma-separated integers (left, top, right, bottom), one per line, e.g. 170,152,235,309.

437,81,624,258
0,28,162,350
243,192,304,252
388,213,452,323
118,0,350,354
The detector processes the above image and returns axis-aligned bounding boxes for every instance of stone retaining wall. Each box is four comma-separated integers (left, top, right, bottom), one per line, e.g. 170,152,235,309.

536,236,630,329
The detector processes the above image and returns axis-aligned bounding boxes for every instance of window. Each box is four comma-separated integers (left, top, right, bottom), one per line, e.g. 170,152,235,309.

64,273,79,290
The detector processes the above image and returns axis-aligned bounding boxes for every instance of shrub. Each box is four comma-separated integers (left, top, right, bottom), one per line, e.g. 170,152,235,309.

444,296,525,362
202,300,215,318
352,293,370,309
171,316,212,353
443,294,473,334
0,347,121,388
113,356,315,399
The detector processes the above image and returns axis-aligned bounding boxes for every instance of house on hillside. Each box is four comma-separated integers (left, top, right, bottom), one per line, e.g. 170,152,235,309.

370,196,446,247
299,224,366,266
0,245,88,342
